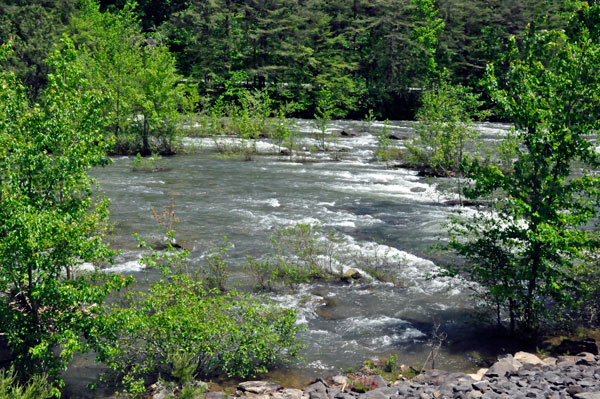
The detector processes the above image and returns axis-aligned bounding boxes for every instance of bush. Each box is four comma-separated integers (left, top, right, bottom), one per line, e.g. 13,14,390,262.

202,239,232,292
407,81,487,176
98,240,302,395
270,224,343,286
0,367,56,399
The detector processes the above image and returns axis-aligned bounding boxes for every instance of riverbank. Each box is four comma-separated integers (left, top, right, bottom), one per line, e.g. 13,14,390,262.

210,353,598,399
151,346,600,399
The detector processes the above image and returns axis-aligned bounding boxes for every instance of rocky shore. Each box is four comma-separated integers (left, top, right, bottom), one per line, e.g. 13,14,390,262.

191,351,600,399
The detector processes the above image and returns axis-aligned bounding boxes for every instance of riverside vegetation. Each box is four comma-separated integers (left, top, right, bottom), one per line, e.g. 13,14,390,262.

1,0,600,397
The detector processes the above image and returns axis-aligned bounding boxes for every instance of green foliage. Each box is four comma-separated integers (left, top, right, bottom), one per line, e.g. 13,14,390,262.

445,3,600,334
245,257,278,292
0,40,130,383
436,0,571,87
407,80,487,176
202,239,232,292
313,88,343,152
98,244,302,393
384,354,399,373
271,224,343,285
244,224,340,289
353,245,403,285
160,0,450,117
70,0,196,155
196,74,302,160
0,0,77,99
375,120,398,166
131,153,164,172
246,223,403,290
0,367,56,399
272,104,300,160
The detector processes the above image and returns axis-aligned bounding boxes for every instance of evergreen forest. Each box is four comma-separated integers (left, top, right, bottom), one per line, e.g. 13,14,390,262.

1,0,600,398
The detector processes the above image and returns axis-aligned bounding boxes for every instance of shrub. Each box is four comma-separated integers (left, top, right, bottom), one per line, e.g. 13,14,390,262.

202,239,232,292
0,368,56,399
98,240,302,395
270,224,343,286
407,81,487,176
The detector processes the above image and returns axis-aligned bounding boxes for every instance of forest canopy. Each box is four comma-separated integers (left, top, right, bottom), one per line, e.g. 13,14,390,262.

1,0,573,119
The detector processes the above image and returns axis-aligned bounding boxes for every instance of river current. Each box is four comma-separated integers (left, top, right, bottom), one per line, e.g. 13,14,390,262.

75,119,512,397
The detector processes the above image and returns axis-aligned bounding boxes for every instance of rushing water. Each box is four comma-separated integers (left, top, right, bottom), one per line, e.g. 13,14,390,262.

69,119,513,398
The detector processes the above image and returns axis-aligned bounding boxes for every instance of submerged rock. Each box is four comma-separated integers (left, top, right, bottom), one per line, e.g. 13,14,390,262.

387,134,407,140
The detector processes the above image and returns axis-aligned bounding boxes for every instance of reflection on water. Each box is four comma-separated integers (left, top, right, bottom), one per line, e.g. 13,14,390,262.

68,120,512,398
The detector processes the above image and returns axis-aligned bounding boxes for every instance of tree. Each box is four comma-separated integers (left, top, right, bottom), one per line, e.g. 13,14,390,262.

436,0,570,86
70,0,194,155
313,87,343,151
446,2,600,334
0,0,77,99
0,40,129,384
407,80,487,176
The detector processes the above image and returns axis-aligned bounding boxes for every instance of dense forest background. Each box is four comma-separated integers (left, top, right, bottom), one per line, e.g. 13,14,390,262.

0,0,571,119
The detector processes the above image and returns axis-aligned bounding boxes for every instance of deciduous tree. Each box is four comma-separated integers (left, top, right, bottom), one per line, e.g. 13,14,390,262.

0,40,129,384
446,2,600,334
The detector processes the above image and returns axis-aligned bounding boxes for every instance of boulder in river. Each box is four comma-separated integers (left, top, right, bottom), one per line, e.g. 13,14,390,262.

342,269,362,282
387,134,407,140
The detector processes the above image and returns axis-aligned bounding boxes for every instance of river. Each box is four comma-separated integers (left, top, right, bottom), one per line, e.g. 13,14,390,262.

71,119,513,398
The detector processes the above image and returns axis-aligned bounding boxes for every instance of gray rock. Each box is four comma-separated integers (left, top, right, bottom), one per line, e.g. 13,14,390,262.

577,353,597,366
574,393,600,399
372,375,387,390
514,352,543,366
149,381,174,399
375,387,401,396
568,386,585,395
327,386,342,399
454,384,472,393
543,357,557,366
472,381,489,392
238,381,281,395
485,359,520,378
272,389,304,399
413,370,453,386
306,382,328,399
360,389,388,399
342,269,362,281
467,391,483,399
206,392,226,399
334,394,356,399
332,376,348,386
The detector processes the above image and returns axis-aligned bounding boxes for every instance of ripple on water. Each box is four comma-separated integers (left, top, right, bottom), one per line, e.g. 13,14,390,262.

84,119,512,386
